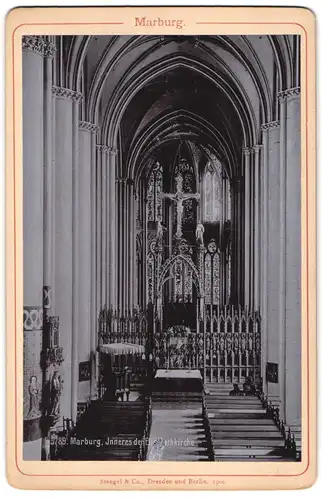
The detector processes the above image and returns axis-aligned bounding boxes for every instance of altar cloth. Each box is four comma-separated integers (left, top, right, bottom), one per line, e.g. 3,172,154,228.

99,342,145,356
155,369,202,380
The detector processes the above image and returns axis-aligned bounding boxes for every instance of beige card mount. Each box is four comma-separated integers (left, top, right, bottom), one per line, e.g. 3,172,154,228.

6,5,316,490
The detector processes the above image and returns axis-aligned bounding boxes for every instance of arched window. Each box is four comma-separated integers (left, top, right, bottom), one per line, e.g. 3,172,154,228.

202,161,221,222
172,258,193,303
147,162,163,222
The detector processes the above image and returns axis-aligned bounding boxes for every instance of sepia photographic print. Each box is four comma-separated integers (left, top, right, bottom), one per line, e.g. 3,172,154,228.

6,5,316,491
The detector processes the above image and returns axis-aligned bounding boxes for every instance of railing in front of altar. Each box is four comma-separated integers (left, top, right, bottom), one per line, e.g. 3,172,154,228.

204,305,261,383
98,305,261,384
152,306,261,383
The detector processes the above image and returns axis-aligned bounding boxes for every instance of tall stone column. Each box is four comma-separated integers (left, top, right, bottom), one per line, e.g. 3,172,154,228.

260,126,269,393
43,40,56,306
78,122,98,403
52,85,83,424
71,100,80,424
133,192,139,306
243,148,252,309
278,87,301,426
101,149,108,308
41,38,58,461
116,178,125,312
253,145,262,311
95,146,103,314
108,148,117,308
128,181,136,310
278,93,287,420
116,178,121,310
22,35,46,460
90,133,98,397
220,176,227,306
125,180,130,313
96,144,117,309
106,152,110,308
232,177,242,305
115,177,135,313
261,121,280,400
93,143,114,397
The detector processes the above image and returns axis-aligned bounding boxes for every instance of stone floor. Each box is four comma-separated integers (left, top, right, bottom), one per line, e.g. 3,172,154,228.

147,404,210,461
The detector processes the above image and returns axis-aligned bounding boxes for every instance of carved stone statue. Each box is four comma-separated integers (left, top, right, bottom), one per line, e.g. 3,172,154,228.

195,222,205,245
156,219,166,242
49,370,62,419
27,375,41,419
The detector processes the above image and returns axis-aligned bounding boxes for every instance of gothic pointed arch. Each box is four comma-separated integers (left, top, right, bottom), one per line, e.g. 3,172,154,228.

158,253,201,299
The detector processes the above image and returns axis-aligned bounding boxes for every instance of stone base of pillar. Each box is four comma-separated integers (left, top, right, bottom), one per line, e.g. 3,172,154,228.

23,416,42,442
23,438,42,460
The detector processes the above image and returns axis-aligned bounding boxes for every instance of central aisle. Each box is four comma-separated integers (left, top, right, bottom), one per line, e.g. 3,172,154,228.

147,403,211,461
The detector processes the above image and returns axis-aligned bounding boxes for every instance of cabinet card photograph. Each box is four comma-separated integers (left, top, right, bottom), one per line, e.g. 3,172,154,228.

6,5,316,491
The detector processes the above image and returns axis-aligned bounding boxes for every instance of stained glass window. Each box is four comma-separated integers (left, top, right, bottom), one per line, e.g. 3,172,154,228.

172,259,193,303
203,161,221,222
147,252,155,303
228,253,231,301
204,253,212,304
147,162,163,222
227,182,231,219
213,252,220,304
175,260,182,299
204,239,220,305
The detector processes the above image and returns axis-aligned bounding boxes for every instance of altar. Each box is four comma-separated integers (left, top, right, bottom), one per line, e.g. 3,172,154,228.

153,369,203,393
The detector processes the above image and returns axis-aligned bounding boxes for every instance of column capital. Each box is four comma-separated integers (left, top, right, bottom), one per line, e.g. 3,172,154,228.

22,35,56,58
261,120,280,131
252,145,263,152
116,176,133,185
96,144,118,155
96,144,110,154
79,121,99,133
52,86,83,102
243,147,253,156
277,86,300,102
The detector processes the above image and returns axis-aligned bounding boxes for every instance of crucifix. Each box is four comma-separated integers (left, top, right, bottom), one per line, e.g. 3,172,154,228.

161,174,200,238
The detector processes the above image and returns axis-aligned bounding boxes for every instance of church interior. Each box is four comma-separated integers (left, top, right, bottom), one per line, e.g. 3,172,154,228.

22,34,301,461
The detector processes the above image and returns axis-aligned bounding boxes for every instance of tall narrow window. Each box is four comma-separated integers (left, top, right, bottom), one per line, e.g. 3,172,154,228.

204,253,212,304
202,161,221,222
227,182,231,220
172,259,193,303
227,253,231,302
147,252,155,303
147,162,163,221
